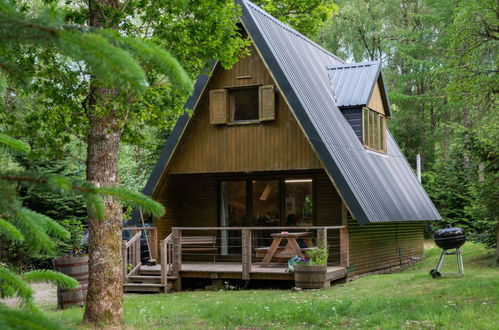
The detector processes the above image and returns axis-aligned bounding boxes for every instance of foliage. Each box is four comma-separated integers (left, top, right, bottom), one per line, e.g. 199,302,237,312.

297,247,329,266
47,242,498,329
318,0,498,250
253,0,338,37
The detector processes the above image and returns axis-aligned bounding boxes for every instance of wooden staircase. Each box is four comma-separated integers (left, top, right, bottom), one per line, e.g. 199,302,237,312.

122,229,175,294
123,266,176,293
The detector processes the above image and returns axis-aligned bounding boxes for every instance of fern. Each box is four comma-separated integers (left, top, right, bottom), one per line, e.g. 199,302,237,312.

23,270,78,290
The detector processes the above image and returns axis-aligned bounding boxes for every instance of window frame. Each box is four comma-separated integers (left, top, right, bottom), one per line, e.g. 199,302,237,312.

362,107,387,153
218,175,316,227
228,86,260,124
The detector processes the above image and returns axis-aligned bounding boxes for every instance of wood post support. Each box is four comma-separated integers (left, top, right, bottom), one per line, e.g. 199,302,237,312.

172,228,182,277
160,240,167,291
242,228,252,280
121,240,127,282
339,227,349,268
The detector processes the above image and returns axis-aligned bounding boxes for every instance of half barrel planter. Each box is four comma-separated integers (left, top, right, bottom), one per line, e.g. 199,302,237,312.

52,255,89,309
294,265,328,289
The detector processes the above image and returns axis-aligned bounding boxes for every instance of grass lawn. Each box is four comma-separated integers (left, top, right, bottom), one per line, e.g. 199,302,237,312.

45,242,498,329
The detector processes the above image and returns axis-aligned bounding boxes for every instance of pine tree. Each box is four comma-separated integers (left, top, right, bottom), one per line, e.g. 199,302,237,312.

0,1,172,327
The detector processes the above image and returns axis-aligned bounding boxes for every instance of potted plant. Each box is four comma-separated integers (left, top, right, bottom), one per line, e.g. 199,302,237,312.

294,247,329,289
52,219,88,309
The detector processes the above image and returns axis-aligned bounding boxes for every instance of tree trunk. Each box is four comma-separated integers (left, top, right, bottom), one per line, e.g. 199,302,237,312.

83,0,124,327
83,87,123,328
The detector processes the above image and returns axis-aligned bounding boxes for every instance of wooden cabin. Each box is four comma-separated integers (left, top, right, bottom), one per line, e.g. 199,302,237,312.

123,0,441,293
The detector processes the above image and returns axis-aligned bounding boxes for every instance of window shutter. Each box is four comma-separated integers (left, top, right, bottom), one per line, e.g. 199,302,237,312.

259,85,275,121
209,89,228,124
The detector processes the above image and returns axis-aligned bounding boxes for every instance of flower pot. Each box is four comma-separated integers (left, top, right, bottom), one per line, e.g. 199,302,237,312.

294,265,328,289
52,255,89,309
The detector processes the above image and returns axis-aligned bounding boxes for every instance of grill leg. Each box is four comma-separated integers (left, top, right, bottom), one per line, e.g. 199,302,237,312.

435,249,446,272
457,249,465,275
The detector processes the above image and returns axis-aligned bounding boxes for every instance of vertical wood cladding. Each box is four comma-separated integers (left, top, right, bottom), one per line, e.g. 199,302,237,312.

154,174,218,247
315,172,342,226
368,81,385,115
169,46,322,174
347,217,424,276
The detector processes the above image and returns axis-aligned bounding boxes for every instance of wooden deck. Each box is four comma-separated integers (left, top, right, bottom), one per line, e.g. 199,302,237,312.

141,262,347,281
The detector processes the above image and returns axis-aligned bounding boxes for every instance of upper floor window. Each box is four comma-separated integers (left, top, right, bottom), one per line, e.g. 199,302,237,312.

209,85,275,125
362,107,386,153
230,87,259,122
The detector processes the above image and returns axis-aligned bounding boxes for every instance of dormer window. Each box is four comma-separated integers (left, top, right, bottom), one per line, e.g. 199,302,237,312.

362,107,386,153
209,85,275,125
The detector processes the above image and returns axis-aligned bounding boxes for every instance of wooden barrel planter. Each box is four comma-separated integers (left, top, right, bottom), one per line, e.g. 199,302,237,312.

294,265,328,289
52,255,89,309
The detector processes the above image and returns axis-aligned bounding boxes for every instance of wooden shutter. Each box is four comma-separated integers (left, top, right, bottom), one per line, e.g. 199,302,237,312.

209,89,228,124
259,85,275,121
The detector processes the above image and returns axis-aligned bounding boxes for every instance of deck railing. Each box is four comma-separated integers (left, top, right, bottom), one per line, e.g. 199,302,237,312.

122,231,142,281
160,233,174,289
169,226,348,281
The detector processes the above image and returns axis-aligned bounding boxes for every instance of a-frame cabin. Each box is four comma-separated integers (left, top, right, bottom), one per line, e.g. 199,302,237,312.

123,0,440,292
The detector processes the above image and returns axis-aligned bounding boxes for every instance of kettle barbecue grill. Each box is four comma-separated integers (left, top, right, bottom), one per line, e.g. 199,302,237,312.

430,227,466,278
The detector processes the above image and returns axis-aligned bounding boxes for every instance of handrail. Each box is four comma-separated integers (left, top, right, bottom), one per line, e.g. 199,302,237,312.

123,227,158,261
125,231,141,248
160,233,174,292
122,231,142,282
172,226,346,230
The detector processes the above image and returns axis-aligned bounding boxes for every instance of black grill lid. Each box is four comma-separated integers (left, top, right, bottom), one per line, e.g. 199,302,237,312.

434,227,466,250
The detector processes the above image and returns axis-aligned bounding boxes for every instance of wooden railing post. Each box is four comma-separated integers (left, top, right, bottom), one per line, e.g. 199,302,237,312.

242,228,252,280
135,235,141,265
122,240,127,282
339,227,349,268
172,228,182,276
160,240,167,292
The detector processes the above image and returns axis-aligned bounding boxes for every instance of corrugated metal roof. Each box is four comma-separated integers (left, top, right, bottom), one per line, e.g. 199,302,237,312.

141,0,441,225
238,0,440,223
327,62,379,107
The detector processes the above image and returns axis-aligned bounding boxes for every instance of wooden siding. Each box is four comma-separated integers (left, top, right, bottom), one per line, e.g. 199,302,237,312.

347,216,424,276
315,172,342,226
154,174,217,246
368,81,385,115
168,46,322,174
341,108,362,142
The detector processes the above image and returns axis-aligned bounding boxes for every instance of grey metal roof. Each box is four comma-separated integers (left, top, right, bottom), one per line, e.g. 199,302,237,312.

327,62,393,115
141,0,441,224
238,0,440,223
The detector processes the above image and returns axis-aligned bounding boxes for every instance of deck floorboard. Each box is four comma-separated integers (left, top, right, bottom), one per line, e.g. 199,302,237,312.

140,262,347,281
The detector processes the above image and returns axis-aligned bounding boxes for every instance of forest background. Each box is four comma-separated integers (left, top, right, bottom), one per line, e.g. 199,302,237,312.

1,0,497,275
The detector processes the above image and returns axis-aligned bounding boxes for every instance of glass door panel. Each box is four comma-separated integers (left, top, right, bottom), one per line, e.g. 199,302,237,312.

285,179,313,226
220,181,247,255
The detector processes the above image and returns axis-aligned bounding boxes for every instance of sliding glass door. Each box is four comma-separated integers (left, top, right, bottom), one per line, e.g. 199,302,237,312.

219,176,314,254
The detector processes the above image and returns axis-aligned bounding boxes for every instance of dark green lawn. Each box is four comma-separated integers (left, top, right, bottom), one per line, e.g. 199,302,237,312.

45,242,498,329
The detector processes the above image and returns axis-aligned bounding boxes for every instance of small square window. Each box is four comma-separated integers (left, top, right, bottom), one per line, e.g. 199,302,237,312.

229,88,259,122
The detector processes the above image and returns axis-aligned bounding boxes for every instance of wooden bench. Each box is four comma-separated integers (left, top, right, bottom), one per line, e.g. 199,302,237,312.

181,236,217,261
255,246,318,259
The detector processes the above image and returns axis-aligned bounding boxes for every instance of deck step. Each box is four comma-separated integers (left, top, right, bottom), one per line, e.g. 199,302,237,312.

128,275,161,283
123,283,165,293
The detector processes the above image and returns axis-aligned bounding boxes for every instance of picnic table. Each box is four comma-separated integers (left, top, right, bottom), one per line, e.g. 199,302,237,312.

258,232,315,267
